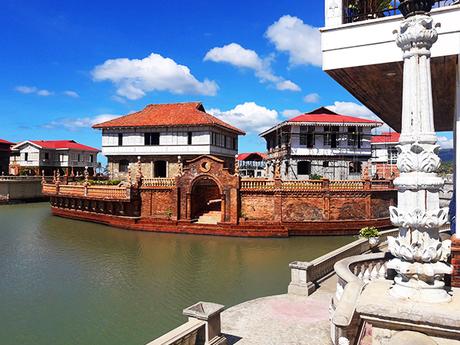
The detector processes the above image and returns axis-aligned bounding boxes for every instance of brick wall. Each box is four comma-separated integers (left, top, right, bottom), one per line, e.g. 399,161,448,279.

141,189,176,219
452,236,460,288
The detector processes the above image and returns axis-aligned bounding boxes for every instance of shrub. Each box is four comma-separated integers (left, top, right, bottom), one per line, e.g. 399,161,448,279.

310,173,323,180
359,226,380,239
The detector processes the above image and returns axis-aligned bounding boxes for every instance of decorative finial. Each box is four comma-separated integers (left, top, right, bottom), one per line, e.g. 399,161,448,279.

274,159,281,179
53,170,56,183
84,166,89,184
135,156,143,187
177,155,183,177
71,167,75,178
127,166,132,185
56,169,61,183
234,154,240,176
41,170,45,184
398,0,434,19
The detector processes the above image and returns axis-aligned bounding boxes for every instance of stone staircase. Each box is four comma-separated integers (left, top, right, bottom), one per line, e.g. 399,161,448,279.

196,211,221,224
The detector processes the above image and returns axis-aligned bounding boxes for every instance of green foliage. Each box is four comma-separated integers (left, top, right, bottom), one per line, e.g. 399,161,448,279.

165,208,173,219
310,174,323,180
359,226,380,239
438,162,453,176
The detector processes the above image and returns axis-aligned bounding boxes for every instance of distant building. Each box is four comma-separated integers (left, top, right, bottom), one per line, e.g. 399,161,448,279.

0,139,13,175
366,132,400,180
260,107,382,180
93,102,245,179
10,140,99,176
237,152,267,178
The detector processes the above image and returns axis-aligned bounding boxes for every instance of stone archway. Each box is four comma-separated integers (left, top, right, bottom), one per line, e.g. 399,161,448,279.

190,176,222,224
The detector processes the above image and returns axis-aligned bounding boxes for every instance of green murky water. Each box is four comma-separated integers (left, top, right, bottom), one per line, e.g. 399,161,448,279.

0,203,353,345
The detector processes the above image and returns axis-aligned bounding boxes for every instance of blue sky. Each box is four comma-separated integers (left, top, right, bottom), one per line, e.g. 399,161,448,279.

0,0,453,164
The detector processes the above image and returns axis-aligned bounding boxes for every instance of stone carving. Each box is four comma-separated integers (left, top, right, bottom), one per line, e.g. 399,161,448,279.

388,11,452,303
274,160,281,179
177,155,183,177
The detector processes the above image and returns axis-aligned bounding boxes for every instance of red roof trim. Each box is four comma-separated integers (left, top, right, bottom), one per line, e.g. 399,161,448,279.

238,152,267,161
371,132,400,144
0,139,14,145
16,140,100,152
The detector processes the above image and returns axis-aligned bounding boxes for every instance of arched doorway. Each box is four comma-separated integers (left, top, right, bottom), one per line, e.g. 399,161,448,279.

191,177,222,224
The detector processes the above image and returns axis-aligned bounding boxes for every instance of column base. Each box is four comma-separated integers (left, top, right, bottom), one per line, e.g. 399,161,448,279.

389,276,452,303
452,235,460,288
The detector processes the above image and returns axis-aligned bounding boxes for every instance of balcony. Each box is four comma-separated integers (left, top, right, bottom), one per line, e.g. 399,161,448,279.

342,0,456,24
322,0,460,132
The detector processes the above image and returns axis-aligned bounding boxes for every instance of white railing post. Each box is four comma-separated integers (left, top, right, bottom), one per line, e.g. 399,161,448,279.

325,0,343,27
182,302,227,345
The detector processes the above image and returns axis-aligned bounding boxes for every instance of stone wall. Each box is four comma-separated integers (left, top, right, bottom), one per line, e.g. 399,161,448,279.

0,179,45,202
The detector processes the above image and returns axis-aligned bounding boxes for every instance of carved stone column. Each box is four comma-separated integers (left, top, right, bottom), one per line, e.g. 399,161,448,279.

387,8,452,302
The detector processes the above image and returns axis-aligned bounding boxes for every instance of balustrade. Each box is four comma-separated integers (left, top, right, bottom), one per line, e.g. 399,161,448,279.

142,178,176,188
42,183,130,200
240,178,275,190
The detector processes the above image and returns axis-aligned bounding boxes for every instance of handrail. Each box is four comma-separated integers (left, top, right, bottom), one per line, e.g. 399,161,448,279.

145,319,205,345
240,178,275,191
288,227,399,296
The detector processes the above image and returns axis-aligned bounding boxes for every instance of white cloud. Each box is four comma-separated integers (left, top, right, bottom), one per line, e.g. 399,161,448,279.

204,43,300,92
43,114,119,131
63,90,79,98
282,109,302,118
15,85,53,96
303,92,320,103
208,102,279,133
326,101,390,133
437,136,453,149
276,80,301,91
92,53,218,100
266,15,322,67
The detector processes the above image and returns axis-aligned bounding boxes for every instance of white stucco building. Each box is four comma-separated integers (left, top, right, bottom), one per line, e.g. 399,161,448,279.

10,140,99,175
260,107,382,180
367,132,400,179
93,102,245,179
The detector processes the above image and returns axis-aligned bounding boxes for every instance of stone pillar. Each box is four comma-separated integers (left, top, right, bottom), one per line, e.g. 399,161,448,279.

387,10,452,302
325,0,343,27
183,302,227,345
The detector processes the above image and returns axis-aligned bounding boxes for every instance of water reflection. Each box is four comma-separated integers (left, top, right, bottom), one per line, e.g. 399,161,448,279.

0,203,353,345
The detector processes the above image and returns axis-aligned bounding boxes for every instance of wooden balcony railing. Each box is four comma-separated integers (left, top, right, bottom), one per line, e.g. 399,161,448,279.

42,183,131,200
142,178,176,188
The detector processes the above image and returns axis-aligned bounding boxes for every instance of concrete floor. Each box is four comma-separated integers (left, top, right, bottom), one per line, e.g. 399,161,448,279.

221,276,337,345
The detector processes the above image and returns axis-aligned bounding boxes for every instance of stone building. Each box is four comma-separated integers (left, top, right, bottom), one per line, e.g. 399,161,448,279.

366,132,400,179
10,140,99,175
260,107,382,180
0,139,13,175
93,102,245,180
237,152,267,178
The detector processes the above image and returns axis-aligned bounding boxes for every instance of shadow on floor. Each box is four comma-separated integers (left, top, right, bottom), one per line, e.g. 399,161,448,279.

223,334,243,344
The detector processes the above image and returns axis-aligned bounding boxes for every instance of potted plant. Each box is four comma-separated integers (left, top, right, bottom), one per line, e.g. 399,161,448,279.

359,226,381,247
398,0,435,18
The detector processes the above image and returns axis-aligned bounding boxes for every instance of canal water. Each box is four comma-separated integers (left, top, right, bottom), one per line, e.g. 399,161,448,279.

0,203,353,345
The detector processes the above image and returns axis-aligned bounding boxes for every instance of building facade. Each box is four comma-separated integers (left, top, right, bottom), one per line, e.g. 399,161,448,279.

237,152,267,178
0,139,13,175
366,132,400,180
93,102,245,180
10,140,99,175
260,107,382,180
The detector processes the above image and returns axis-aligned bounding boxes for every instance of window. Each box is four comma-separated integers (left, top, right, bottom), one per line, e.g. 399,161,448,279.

300,126,315,148
349,161,362,174
297,161,311,175
90,155,94,163
24,152,29,161
348,127,363,147
154,160,167,177
187,132,193,145
387,147,398,164
119,160,129,173
118,133,123,146
145,133,160,146
77,154,81,162
323,161,329,167
44,152,49,160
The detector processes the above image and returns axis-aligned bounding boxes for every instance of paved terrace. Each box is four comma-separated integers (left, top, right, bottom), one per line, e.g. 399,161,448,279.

221,276,337,345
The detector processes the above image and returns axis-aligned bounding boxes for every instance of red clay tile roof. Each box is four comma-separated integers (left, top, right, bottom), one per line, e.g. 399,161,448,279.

371,132,400,144
92,102,245,135
289,107,382,124
27,140,100,152
238,152,267,161
0,139,14,145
